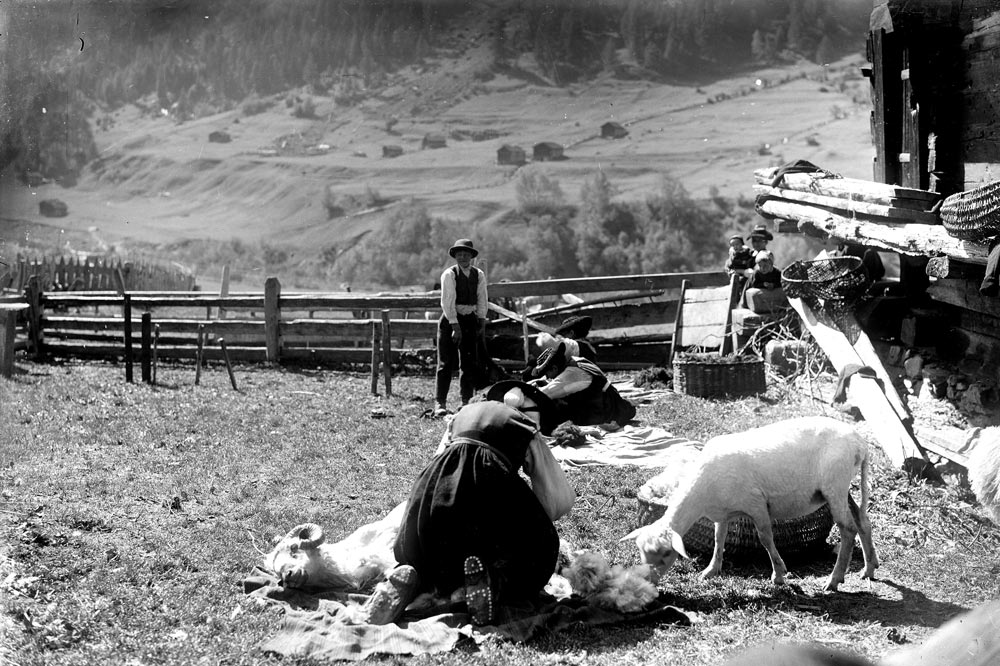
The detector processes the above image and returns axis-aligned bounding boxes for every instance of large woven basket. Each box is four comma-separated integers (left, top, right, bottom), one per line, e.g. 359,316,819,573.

780,256,870,304
672,352,765,398
939,180,1000,243
636,486,834,561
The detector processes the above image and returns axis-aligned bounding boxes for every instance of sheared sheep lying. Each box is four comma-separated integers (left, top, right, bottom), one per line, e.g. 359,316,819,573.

623,416,878,591
968,428,1000,524
264,501,406,591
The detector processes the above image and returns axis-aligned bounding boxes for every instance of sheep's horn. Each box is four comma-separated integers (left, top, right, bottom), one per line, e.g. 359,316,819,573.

286,522,324,549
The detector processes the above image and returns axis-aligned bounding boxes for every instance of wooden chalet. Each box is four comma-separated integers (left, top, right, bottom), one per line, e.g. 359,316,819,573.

533,141,565,161
382,145,403,158
753,0,1000,456
496,144,526,166
421,133,447,149
601,121,629,139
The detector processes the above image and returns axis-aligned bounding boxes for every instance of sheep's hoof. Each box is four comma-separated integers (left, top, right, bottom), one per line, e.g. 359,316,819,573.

823,578,842,592
770,575,787,586
698,567,721,580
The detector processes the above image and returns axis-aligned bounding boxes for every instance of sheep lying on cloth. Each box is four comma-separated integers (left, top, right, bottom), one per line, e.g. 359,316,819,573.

967,428,1000,524
263,501,406,592
623,416,879,591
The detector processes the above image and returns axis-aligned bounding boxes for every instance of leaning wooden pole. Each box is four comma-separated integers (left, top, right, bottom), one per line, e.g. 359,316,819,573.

380,310,393,398
123,293,134,383
219,337,238,391
370,320,380,396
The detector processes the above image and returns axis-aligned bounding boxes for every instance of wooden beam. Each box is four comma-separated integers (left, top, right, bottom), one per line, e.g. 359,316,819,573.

488,302,555,334
754,169,940,204
927,279,1000,317
788,297,925,468
487,271,726,299
756,198,991,263
754,185,940,224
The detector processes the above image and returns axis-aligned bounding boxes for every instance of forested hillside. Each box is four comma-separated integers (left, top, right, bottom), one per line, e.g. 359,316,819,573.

2,0,869,183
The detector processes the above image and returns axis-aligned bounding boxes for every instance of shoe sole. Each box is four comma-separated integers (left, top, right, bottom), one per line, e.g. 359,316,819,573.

361,565,419,625
463,555,494,626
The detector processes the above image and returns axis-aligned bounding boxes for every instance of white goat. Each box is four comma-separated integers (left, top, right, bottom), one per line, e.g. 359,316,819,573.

264,501,406,591
968,428,1000,524
623,416,878,591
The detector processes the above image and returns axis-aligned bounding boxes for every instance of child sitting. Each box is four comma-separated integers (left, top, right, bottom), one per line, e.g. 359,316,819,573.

726,235,755,279
743,250,788,313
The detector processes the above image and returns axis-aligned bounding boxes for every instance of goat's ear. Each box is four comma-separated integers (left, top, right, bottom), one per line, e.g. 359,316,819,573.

618,528,643,543
671,530,690,559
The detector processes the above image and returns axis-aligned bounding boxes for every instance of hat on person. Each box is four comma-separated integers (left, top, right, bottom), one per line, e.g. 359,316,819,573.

484,380,561,435
448,238,479,258
750,224,774,241
554,315,593,339
533,342,568,377
755,250,775,264
728,234,744,243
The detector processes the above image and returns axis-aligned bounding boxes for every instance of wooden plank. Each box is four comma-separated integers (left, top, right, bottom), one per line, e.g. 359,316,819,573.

788,297,925,468
488,302,556,334
674,283,733,351
753,185,941,224
925,256,986,280
927,279,999,317
264,277,280,363
487,271,727,300
753,169,940,203
667,279,687,366
756,199,991,264
913,425,971,467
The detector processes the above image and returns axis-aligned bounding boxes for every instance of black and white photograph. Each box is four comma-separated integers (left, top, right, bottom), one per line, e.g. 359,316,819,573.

2,1,1000,664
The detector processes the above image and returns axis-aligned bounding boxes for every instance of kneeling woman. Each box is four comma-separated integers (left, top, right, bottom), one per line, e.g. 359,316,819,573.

532,342,636,428
392,400,575,625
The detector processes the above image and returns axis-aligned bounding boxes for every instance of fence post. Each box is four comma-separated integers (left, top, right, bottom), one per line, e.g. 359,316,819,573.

195,324,205,386
219,337,238,390
218,265,230,320
25,275,44,360
264,276,281,364
123,293,134,383
141,312,152,383
519,298,530,364
152,324,160,385
381,310,393,397
0,304,27,378
370,320,380,396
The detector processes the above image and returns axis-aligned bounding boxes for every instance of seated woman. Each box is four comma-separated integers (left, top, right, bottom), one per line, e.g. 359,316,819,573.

530,342,636,428
388,401,575,626
742,250,789,313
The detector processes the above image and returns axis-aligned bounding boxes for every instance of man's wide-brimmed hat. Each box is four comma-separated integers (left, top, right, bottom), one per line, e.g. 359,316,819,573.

554,315,593,338
750,224,774,241
484,380,561,435
449,238,479,258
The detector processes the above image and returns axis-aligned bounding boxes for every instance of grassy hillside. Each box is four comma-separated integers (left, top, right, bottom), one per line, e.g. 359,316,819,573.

1,0,874,291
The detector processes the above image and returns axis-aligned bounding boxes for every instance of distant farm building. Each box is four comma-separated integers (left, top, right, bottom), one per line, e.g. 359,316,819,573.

533,142,564,161
39,199,68,217
422,133,447,149
601,122,628,139
208,130,232,143
382,145,404,158
496,144,526,166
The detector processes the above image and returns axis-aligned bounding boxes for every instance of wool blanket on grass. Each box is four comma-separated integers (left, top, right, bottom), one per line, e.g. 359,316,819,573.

244,569,692,661
549,424,702,469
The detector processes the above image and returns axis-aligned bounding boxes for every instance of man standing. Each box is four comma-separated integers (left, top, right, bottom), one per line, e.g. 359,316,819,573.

435,238,488,416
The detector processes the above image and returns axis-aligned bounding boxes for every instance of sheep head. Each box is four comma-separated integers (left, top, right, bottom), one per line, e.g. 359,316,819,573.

620,524,688,572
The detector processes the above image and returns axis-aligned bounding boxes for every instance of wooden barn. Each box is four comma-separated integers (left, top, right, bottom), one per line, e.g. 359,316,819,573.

382,145,403,158
533,141,564,162
601,121,628,139
421,133,447,149
496,144,526,166
754,0,1000,436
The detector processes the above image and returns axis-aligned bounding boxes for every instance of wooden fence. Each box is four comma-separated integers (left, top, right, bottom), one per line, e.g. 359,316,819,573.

1,270,730,388
0,254,196,293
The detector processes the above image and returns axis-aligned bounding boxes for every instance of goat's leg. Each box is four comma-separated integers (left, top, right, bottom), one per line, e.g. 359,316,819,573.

749,511,788,585
700,521,730,579
848,494,879,579
826,494,858,591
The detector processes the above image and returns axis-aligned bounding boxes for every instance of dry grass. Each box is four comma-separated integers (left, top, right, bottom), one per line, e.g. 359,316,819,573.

1,359,999,666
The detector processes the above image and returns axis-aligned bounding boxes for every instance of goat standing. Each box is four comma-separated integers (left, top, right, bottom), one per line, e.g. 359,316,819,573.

623,416,879,591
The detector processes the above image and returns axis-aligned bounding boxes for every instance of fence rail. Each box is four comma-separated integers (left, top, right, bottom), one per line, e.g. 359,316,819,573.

1,271,730,388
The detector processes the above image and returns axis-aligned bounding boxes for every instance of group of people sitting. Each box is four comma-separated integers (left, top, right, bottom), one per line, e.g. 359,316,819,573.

726,223,789,314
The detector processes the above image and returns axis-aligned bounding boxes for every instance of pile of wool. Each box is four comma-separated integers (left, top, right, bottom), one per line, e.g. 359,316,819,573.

551,421,587,448
561,550,658,613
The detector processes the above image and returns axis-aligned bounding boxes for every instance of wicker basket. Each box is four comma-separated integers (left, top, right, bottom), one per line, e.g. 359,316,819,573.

780,256,870,304
939,180,1000,243
672,352,765,398
636,486,834,560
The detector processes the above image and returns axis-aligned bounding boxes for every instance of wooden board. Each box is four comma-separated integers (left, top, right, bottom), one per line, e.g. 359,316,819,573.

754,168,940,202
789,297,926,468
754,185,941,224
669,277,739,364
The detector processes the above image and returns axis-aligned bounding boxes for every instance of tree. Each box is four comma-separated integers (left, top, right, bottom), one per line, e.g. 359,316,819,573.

515,167,564,213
